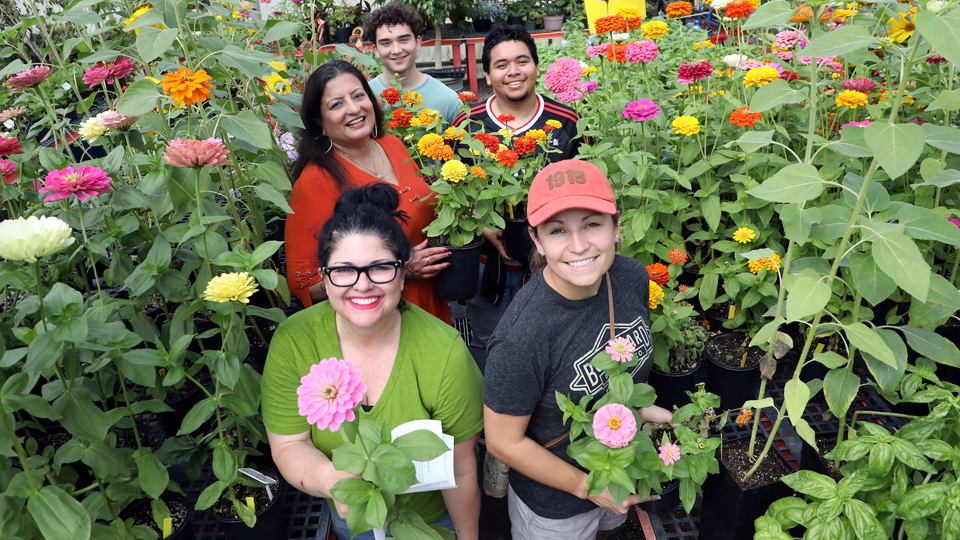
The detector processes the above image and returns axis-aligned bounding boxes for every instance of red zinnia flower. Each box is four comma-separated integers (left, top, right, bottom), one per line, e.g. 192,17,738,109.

679,285,689,294
381,88,400,105
626,17,642,30
458,91,477,102
392,108,412,128
474,132,501,153
780,71,801,82
647,263,670,287
927,56,947,64
497,114,515,125
514,135,536,155
677,61,714,83
668,249,689,264
0,159,17,184
498,148,519,167
730,107,762,128
709,32,728,44
0,136,24,157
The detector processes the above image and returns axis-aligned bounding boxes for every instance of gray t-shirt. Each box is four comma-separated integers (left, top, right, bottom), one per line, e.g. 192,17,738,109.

483,255,654,519
369,73,462,124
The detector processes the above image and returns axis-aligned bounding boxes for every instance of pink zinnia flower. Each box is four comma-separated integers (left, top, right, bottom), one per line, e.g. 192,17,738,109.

97,110,138,130
773,30,804,50
576,81,598,94
839,120,871,133
842,77,877,93
637,40,658,62
586,43,610,58
6,66,52,91
544,58,583,94
623,100,660,121
0,107,25,122
163,138,232,168
659,442,681,466
677,61,714,84
624,42,645,64
605,337,636,363
774,50,794,61
40,166,113,202
297,358,367,431
593,403,637,449
0,136,24,156
949,218,960,229
556,87,585,103
0,159,17,184
82,57,137,87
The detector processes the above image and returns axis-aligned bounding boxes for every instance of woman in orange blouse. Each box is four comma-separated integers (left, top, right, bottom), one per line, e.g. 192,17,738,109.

286,60,451,322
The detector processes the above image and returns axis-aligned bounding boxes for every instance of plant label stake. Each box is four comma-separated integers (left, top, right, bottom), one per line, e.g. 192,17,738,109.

815,343,824,354
740,351,748,368
246,497,256,514
162,518,172,539
239,468,277,500
728,304,736,319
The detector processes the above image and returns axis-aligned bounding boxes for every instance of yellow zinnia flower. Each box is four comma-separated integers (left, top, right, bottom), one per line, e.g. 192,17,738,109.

444,126,466,141
617,5,642,17
733,227,756,243
440,160,467,183
418,109,439,125
693,40,714,50
641,21,669,39
471,166,486,178
124,3,166,33
263,72,290,96
836,90,867,108
546,120,563,129
204,272,259,303
409,118,423,127
743,66,780,88
583,66,598,76
527,129,547,143
417,133,444,156
78,116,109,142
749,253,781,274
498,128,514,144
649,280,665,309
402,91,424,106
887,11,916,43
672,116,700,136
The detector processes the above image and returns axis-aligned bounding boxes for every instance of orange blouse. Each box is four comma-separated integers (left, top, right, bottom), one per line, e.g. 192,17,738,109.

285,135,450,324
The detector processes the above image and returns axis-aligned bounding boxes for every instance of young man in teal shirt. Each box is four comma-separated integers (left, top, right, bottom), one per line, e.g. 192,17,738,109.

363,3,461,124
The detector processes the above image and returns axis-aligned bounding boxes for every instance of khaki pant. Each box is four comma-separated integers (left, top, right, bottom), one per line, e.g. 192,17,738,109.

507,485,628,540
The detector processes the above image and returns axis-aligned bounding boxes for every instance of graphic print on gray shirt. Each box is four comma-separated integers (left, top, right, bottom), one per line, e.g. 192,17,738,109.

483,256,653,519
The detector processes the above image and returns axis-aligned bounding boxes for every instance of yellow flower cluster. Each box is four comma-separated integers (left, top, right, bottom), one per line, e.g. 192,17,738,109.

583,66,598,76
617,5,642,17
527,129,547,143
417,133,444,156
204,272,259,303
418,109,439,125
641,21,670,39
441,160,467,183
693,40,714,50
403,91,424,106
444,126,466,141
749,253,782,274
743,66,780,88
672,116,700,136
649,280,665,309
546,120,563,129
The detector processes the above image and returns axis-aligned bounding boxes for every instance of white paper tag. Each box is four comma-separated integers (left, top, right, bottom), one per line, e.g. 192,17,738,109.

239,468,277,500
62,82,72,91
2,120,13,129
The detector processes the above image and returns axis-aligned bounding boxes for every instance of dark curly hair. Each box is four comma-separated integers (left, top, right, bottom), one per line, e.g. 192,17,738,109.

363,2,423,43
292,60,385,191
482,24,539,74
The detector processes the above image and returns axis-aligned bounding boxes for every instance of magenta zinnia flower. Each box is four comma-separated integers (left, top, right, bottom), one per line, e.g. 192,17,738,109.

6,66,52,91
576,81,598,94
949,218,960,229
82,57,137,87
623,100,660,121
839,120,871,133
586,43,610,58
677,61,714,84
40,166,113,202
659,442,681,466
297,358,367,431
556,87,585,103
544,58,583,94
0,136,24,157
842,77,877,93
97,110,139,130
163,138,232,168
593,403,637,449
0,159,17,184
605,337,636,363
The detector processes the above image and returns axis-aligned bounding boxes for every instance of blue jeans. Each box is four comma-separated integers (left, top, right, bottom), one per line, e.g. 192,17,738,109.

464,263,525,374
330,508,454,540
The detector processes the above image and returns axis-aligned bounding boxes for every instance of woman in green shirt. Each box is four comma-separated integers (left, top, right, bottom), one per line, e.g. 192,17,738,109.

262,184,484,540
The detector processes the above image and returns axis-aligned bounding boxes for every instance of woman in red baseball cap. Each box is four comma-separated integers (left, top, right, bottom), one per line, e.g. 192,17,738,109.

481,159,674,539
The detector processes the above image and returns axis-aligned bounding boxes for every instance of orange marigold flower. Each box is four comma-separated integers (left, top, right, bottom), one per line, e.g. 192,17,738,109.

606,43,628,63
471,166,486,178
730,107,762,128
514,135,536,155
666,1,693,17
736,409,754,426
381,88,400,105
160,67,214,106
386,120,399,129
498,148,519,167
595,15,628,33
668,249,689,264
647,263,670,287
725,1,755,19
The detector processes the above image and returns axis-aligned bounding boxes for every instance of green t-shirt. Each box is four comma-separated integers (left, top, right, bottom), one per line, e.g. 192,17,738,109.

261,302,484,523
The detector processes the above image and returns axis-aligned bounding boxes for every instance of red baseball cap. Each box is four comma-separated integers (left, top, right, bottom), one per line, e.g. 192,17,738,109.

527,160,617,227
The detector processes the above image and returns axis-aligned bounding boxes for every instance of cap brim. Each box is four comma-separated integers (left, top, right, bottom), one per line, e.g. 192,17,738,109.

528,196,618,227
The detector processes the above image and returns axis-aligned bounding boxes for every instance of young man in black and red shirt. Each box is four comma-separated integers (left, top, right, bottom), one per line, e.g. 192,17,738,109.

452,24,586,373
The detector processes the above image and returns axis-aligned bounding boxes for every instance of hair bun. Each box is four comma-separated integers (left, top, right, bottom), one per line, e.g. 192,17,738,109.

333,183,409,224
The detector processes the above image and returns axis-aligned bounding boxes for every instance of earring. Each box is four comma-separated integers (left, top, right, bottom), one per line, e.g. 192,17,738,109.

537,248,545,256
615,234,620,241
372,123,379,138
324,136,333,154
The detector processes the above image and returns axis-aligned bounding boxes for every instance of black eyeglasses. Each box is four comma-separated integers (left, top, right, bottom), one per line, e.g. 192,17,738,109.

321,261,403,287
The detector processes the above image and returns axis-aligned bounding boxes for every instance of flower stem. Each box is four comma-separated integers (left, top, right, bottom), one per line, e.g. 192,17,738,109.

193,167,213,279
77,205,105,306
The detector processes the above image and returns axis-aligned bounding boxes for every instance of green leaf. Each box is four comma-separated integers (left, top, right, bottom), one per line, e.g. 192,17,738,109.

897,483,947,519
863,122,926,180
898,325,960,368
922,124,960,155
786,272,831,322
221,110,274,149
928,88,960,112
850,253,897,306
843,499,884,539
629,383,657,408
253,184,295,214
916,9,960,70
365,490,387,529
80,49,121,64
782,470,837,499
28,486,90,540
869,443,893,476
871,230,929,303
608,372,633,403
330,478,374,505
136,27,179,62
264,21,302,42
823,367,860,420
742,0,793,28
364,445,417,493
784,379,810,426
135,451,169,499
213,445,237,483
846,322,897,367
177,398,216,435
55,392,110,441
748,80,807,112
889,438,935,473
731,130,774,152
861,328,907,393
779,204,821,245
803,25,876,58
332,442,368,475
195,480,228,510
116,78,161,117
927,274,960,310
25,331,65,372
747,164,824,203
832,127,874,158
392,429,449,462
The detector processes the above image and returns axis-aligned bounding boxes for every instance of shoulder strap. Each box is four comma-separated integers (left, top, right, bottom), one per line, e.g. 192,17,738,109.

606,271,615,341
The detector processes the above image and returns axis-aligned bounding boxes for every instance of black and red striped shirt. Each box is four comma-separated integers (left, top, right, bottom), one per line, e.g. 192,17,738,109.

451,93,584,164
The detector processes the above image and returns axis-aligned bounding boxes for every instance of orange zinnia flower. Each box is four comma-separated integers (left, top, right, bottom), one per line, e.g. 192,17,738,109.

679,285,689,294
392,108,412,128
606,43,628,63
668,249,689,264
595,15,628,33
471,166,486,178
647,263,670,287
160,67,214,106
474,132,500,153
730,107,762,128
626,16,642,30
381,88,400,105
666,1,693,17
514,135,536,155
725,1,755,19
498,148,519,167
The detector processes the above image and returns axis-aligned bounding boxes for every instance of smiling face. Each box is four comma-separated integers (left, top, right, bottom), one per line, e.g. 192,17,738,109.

485,40,539,105
322,233,404,328
319,73,376,146
374,24,421,77
531,208,618,300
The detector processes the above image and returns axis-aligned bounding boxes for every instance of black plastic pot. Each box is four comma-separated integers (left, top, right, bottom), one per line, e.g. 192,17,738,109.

524,20,537,31
506,15,524,25
120,494,195,540
637,479,681,515
936,325,960,385
428,237,484,301
155,380,207,437
705,333,761,411
503,216,533,269
648,355,703,411
335,26,353,43
473,18,493,33
699,437,795,540
800,432,837,479
211,468,286,539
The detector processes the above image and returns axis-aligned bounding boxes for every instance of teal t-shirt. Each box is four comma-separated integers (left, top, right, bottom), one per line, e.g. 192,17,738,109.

261,302,484,522
370,73,462,124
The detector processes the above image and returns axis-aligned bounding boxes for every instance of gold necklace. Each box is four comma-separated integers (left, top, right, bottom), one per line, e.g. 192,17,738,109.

336,140,384,180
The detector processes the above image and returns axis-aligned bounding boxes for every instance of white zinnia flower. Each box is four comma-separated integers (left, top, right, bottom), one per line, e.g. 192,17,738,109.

612,32,630,41
78,115,109,142
723,54,747,68
0,216,75,263
927,0,947,12
711,0,733,9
